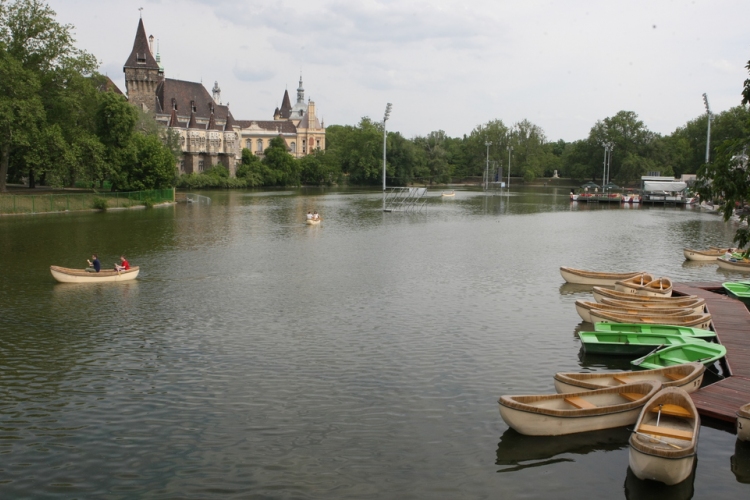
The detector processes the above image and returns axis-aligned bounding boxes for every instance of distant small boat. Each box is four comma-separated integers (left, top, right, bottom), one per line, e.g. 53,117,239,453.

592,286,697,304
575,300,694,323
738,403,750,442
498,381,662,436
441,191,455,197
629,387,700,485
579,331,707,356
717,257,750,272
631,342,727,370
593,322,716,339
588,310,713,330
554,362,704,394
559,267,647,286
50,265,140,283
613,274,656,294
683,248,726,261
305,218,321,225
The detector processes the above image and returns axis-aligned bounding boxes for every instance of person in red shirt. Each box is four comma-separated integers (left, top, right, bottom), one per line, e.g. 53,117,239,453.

114,255,130,272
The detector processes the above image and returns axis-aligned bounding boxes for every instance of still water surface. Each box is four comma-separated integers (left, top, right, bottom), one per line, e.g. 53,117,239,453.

0,187,749,498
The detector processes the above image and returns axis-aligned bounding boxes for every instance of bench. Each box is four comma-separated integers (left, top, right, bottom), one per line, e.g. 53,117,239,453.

613,375,635,385
663,373,684,381
564,396,597,409
619,392,645,402
650,404,692,418
638,423,694,441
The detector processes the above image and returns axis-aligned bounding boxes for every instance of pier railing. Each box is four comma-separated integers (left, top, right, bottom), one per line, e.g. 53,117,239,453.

0,189,175,215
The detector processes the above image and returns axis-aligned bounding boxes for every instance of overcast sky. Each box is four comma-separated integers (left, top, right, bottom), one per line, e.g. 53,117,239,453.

49,0,750,142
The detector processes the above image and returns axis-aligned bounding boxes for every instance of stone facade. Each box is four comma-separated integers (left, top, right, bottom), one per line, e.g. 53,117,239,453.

123,18,325,177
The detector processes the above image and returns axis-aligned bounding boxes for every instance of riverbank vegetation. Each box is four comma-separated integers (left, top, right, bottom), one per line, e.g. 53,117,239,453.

2,0,750,195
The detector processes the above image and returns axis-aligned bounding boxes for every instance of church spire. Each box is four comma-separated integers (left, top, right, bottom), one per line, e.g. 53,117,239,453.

124,18,159,70
296,75,304,104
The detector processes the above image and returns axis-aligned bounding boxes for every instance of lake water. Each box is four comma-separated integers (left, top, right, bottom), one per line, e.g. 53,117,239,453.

0,186,748,498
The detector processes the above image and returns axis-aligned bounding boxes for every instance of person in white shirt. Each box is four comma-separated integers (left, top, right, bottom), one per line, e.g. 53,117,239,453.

306,211,313,220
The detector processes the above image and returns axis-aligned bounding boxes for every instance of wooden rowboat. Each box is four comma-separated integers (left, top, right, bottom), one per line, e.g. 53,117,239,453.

593,322,716,339
615,276,672,297
613,274,656,294
498,381,662,436
559,267,647,286
579,332,706,356
575,300,694,323
588,310,713,330
631,342,727,370
592,286,697,304
738,403,750,442
553,362,704,394
305,218,321,225
599,297,705,315
50,265,140,283
629,387,700,485
683,248,726,261
717,257,750,272
441,191,456,197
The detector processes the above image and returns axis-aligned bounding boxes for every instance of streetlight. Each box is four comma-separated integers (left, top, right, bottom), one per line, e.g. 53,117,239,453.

484,141,492,191
382,103,392,211
507,144,513,190
702,93,712,164
601,142,613,192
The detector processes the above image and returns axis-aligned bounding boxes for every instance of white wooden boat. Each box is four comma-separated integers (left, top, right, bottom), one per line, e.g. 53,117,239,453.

559,267,647,286
305,218,321,225
599,297,705,315
588,310,712,330
683,248,726,261
717,257,750,272
613,274,656,294
50,265,140,283
629,387,700,485
554,362,704,394
441,191,456,197
575,300,694,323
498,381,661,436
616,276,672,297
738,403,750,442
592,286,698,304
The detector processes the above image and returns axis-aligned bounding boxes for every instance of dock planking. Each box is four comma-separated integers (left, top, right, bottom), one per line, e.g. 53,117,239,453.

674,282,750,424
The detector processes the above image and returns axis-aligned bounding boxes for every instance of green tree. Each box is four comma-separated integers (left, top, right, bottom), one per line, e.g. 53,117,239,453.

413,130,452,184
95,91,137,189
263,136,299,186
125,133,176,190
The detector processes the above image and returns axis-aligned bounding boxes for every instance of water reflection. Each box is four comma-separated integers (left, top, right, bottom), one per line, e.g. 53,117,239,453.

495,427,630,473
559,283,597,296
731,440,750,484
624,462,696,500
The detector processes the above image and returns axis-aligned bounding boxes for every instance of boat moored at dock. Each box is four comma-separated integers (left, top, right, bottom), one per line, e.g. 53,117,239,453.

554,363,704,394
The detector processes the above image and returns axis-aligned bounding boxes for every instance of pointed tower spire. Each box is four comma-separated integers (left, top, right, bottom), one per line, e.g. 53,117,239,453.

279,89,292,119
124,18,159,70
296,75,304,103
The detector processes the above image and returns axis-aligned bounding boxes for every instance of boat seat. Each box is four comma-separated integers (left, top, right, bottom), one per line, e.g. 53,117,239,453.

663,373,684,382
638,423,694,441
650,404,692,418
564,396,597,409
619,392,645,402
613,375,635,385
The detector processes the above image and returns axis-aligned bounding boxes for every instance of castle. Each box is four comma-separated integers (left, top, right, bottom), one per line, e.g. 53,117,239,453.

123,17,326,177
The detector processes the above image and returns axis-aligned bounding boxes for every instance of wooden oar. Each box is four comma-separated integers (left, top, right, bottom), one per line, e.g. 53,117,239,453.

631,345,665,366
630,429,683,450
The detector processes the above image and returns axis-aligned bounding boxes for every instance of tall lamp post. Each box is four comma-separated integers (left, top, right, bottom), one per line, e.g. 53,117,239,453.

382,103,392,211
484,141,492,191
602,142,613,193
507,144,513,190
702,93,712,164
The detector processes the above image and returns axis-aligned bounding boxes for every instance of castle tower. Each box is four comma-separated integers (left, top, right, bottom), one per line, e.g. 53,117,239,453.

123,18,162,111
212,81,221,104
296,75,305,103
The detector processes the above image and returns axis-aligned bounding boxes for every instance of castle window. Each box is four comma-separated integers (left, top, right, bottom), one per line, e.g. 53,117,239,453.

136,53,146,64
302,139,306,154
256,139,263,153
198,160,205,172
290,142,296,153
316,140,320,149
246,139,251,149
180,160,185,172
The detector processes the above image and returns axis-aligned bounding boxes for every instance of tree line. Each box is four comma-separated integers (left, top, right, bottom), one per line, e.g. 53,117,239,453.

2,0,750,194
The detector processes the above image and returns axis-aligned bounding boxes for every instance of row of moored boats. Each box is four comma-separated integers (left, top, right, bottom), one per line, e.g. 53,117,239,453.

497,266,750,486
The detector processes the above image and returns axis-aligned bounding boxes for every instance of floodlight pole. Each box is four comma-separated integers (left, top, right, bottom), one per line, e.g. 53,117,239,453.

702,93,712,164
607,143,614,188
507,145,513,190
382,103,392,211
484,141,492,191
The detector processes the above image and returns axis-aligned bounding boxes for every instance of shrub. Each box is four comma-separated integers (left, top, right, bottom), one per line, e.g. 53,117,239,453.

92,197,108,211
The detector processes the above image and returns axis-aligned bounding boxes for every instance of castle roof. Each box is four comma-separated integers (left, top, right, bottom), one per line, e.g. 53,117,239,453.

235,120,297,134
155,78,230,121
224,112,238,131
298,109,321,130
279,90,292,119
207,109,222,131
187,111,202,129
124,18,159,70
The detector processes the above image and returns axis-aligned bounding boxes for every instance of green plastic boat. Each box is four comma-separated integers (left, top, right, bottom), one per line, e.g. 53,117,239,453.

579,332,706,356
723,281,750,305
592,322,717,339
630,342,727,370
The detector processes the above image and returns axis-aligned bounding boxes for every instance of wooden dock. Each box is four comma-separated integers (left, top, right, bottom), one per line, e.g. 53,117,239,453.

674,282,750,423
